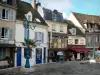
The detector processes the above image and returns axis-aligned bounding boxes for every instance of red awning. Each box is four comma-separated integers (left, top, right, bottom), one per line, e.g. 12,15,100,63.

71,48,92,53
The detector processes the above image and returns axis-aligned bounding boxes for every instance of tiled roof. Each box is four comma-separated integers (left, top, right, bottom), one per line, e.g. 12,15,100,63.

16,1,48,26
65,20,84,35
72,12,100,28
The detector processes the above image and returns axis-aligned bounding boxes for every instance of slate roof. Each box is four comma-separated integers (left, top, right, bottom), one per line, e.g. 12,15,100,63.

65,20,84,35
16,1,48,26
43,8,64,23
72,12,100,29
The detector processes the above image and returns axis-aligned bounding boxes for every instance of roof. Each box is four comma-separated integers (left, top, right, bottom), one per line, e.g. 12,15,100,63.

17,1,48,26
66,20,84,35
72,12,100,29
43,8,64,23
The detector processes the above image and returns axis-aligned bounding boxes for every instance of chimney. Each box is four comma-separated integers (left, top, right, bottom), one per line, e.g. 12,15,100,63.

31,0,36,9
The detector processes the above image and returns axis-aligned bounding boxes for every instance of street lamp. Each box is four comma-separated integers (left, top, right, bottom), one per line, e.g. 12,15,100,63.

23,19,36,68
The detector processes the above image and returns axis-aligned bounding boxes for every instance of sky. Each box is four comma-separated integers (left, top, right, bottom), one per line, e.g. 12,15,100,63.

26,0,100,19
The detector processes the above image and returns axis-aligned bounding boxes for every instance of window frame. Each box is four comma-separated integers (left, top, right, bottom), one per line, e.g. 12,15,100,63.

60,25,63,32
0,27,9,39
52,24,56,31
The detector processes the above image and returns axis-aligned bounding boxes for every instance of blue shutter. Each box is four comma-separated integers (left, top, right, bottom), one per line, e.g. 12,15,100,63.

42,33,44,43
0,8,2,18
5,9,9,19
0,27,2,38
10,10,14,21
9,29,13,40
35,32,37,40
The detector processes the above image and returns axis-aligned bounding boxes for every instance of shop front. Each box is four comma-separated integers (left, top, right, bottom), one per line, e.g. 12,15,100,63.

0,44,16,69
48,48,68,62
68,45,92,61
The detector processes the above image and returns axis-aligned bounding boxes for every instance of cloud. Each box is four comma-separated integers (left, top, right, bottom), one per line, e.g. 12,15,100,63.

39,0,74,19
28,0,74,18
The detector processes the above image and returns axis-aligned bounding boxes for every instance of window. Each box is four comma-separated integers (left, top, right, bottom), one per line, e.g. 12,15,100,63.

95,36,99,43
52,24,56,31
0,27,9,38
2,9,9,19
0,8,14,21
87,35,92,43
10,10,14,21
0,48,6,60
60,25,63,32
28,15,31,21
35,32,44,43
75,39,78,44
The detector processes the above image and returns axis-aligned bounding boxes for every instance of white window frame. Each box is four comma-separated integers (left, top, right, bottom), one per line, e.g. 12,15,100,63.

60,25,63,32
2,8,9,20
52,24,56,31
0,8,9,20
0,27,9,39
28,15,31,21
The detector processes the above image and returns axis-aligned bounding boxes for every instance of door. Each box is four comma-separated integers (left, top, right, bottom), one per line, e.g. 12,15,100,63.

44,47,46,63
17,47,21,66
36,48,42,64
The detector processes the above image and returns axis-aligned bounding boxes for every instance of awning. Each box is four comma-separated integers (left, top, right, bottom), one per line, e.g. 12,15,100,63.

71,48,92,53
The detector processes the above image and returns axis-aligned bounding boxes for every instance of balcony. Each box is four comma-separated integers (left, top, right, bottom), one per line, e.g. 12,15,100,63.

0,38,14,44
50,43,67,48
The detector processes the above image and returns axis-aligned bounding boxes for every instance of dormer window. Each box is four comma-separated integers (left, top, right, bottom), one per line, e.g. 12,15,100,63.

28,15,31,21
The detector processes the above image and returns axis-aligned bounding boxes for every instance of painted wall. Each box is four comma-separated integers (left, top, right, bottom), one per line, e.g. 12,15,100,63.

68,13,85,34
15,21,48,67
46,20,67,34
0,6,17,44
68,36,86,45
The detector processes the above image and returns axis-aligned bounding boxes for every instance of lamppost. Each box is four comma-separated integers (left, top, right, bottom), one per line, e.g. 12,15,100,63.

23,19,36,68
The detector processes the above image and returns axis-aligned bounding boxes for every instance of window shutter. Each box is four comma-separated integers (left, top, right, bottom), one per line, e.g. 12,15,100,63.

10,10,14,21
0,8,2,19
42,33,44,43
9,29,13,40
0,27,2,38
34,32,37,40
5,9,9,19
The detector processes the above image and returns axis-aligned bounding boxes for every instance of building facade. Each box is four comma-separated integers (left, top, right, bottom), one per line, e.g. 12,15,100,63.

68,12,100,59
0,0,17,67
37,5,68,62
15,0,48,67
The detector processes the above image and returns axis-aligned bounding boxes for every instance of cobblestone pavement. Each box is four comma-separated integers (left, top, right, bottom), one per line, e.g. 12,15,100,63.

2,61,100,75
